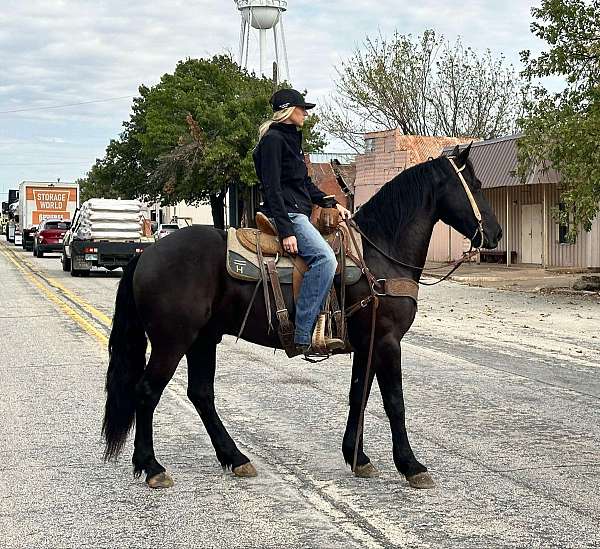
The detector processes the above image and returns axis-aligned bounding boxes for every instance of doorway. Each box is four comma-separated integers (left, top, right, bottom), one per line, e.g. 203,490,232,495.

521,204,543,264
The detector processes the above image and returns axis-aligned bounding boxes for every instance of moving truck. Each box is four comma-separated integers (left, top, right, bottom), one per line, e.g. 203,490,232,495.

17,181,79,250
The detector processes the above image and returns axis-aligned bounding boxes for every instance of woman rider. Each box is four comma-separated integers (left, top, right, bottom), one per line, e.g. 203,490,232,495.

253,88,352,355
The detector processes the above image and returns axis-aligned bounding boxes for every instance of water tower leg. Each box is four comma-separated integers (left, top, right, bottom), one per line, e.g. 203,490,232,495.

244,13,251,69
279,17,290,82
259,29,267,77
238,18,247,67
273,27,280,83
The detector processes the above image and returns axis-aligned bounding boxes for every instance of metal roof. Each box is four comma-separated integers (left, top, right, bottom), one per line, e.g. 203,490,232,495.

442,134,561,189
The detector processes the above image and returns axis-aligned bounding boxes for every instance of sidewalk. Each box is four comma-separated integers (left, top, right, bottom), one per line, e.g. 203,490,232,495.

425,261,599,295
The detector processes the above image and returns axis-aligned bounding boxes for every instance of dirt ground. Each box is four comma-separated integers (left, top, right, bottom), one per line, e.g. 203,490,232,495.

426,261,600,297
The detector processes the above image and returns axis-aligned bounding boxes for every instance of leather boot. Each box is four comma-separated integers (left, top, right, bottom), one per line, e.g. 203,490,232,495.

309,313,345,355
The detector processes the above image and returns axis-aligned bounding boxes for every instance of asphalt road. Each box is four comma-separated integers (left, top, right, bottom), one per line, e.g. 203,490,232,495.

1,235,599,549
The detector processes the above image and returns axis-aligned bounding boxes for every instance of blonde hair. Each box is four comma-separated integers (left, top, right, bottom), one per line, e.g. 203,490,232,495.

258,106,297,141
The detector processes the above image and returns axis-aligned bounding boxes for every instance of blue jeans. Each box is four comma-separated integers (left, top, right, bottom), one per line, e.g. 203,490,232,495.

288,213,337,346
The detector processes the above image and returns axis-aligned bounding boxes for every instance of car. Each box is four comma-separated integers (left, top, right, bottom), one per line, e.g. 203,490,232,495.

154,223,179,240
33,219,71,258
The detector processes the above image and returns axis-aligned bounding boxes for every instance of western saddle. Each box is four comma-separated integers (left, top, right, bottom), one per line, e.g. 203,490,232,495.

226,208,364,358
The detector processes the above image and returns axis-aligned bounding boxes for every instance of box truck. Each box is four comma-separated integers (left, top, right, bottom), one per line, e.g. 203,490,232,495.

17,182,79,250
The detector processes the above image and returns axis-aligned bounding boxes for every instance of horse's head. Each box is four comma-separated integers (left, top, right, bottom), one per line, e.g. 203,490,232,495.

437,144,502,249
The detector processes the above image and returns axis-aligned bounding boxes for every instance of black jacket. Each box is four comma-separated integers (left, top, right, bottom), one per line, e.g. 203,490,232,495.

252,122,336,238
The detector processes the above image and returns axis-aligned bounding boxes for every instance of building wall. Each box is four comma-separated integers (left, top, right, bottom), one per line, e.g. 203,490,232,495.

161,201,214,226
546,185,592,268
483,184,599,268
427,222,469,262
354,130,470,208
427,184,600,268
588,216,600,269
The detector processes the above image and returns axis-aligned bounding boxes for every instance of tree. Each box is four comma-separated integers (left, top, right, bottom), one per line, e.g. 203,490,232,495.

78,134,147,202
319,30,522,152
518,0,600,236
79,55,326,227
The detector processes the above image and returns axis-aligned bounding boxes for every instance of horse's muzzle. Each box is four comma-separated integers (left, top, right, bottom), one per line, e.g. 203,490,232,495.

482,226,502,249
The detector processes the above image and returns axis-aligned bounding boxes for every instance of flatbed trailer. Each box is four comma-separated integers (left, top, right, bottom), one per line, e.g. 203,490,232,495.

63,239,153,276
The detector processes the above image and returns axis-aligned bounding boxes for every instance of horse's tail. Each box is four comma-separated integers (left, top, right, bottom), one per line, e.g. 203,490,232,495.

102,254,147,461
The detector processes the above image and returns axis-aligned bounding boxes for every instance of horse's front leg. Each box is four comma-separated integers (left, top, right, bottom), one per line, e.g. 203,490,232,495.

376,336,435,488
342,349,379,478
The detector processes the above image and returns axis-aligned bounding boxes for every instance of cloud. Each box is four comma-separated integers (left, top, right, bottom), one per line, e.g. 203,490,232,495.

0,0,543,195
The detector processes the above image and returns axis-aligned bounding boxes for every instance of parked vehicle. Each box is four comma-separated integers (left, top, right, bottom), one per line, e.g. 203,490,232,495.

154,223,179,240
62,198,153,277
5,201,18,243
17,181,79,251
33,219,71,257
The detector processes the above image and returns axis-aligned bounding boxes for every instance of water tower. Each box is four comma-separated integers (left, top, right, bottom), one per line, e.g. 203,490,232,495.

234,0,290,82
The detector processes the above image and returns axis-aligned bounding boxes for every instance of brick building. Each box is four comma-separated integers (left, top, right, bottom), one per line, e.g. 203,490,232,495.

353,130,470,208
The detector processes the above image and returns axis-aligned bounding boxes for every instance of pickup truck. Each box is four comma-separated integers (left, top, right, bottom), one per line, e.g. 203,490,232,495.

61,199,153,277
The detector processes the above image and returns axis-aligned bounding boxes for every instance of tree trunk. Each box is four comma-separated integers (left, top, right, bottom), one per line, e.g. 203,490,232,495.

210,190,227,229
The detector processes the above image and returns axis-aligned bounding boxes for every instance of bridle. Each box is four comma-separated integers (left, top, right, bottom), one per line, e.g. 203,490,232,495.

447,156,485,251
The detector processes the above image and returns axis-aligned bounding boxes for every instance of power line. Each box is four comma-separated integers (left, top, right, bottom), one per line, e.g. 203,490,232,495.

0,161,92,166
0,139,109,146
0,95,134,115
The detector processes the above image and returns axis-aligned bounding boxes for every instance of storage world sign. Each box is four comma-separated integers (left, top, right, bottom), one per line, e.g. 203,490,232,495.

26,187,78,224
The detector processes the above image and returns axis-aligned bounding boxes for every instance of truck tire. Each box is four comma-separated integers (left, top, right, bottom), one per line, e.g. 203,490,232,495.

62,251,71,271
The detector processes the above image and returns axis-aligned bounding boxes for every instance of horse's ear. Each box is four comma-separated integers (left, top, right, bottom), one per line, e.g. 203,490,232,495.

450,145,460,158
458,142,473,163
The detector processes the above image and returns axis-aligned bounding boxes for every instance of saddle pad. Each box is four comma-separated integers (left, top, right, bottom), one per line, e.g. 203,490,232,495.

226,227,363,285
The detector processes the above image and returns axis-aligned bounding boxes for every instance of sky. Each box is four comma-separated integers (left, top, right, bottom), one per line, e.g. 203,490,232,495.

0,0,547,202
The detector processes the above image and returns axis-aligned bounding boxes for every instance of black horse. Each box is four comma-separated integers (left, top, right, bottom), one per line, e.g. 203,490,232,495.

102,144,502,489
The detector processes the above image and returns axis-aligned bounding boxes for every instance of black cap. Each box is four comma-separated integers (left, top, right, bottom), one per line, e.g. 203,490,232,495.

270,88,316,112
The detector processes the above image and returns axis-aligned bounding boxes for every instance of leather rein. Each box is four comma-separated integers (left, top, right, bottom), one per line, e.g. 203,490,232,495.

346,155,485,473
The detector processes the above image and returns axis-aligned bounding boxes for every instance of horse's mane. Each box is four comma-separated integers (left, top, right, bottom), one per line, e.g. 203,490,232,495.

353,157,443,248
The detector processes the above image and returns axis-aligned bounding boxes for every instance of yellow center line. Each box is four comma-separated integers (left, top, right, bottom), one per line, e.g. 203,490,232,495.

0,247,109,347
0,240,113,328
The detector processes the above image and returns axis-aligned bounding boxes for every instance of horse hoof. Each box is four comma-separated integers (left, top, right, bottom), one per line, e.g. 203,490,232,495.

354,462,379,478
147,472,174,489
407,472,435,489
233,462,258,478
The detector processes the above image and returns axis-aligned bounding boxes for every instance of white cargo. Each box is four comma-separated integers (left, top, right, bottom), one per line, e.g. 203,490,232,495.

73,199,143,241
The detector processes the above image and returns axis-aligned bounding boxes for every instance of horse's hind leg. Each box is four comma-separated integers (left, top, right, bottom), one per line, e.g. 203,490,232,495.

186,335,256,477
132,348,182,488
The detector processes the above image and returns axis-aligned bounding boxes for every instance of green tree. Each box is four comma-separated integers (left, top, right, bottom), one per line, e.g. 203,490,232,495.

78,133,147,202
518,0,600,235
320,30,521,152
79,55,326,228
